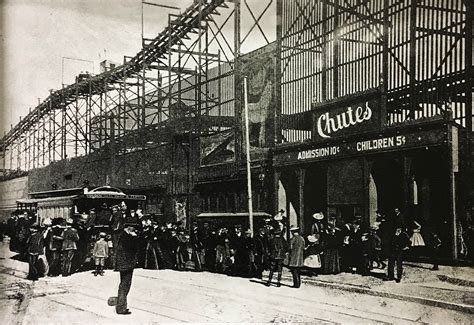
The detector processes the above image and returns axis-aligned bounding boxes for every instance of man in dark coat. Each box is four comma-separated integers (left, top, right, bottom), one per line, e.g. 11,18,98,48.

46,220,64,276
229,224,246,276
61,219,79,276
27,225,44,280
386,227,410,282
253,228,269,279
265,229,289,287
115,217,140,315
110,205,124,269
288,226,305,288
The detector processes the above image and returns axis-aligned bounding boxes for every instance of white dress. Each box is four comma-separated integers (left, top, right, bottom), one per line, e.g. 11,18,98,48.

304,254,321,268
410,221,425,247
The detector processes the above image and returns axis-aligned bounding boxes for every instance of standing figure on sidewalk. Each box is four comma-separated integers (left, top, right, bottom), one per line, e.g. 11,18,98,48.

61,219,79,277
46,218,64,276
387,227,410,283
93,232,109,276
253,228,269,279
427,230,442,270
110,204,125,270
114,219,140,315
215,228,231,273
288,226,305,288
369,225,385,269
321,218,341,275
410,220,426,247
304,234,322,274
265,229,289,287
26,225,44,281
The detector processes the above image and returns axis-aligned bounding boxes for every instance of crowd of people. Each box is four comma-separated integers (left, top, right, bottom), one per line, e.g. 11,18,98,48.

4,204,443,287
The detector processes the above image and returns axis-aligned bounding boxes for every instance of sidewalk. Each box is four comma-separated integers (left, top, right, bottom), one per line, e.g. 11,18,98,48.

277,263,474,314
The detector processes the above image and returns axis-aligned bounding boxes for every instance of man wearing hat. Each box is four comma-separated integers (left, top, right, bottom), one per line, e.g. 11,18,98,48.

61,219,80,276
93,232,109,276
26,225,45,281
386,227,410,283
265,228,289,287
253,228,269,279
110,205,125,270
288,226,305,288
96,203,111,226
114,218,141,314
46,219,64,276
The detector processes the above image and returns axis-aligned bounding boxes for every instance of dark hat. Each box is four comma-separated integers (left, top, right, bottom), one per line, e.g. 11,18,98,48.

101,203,108,208
234,224,242,229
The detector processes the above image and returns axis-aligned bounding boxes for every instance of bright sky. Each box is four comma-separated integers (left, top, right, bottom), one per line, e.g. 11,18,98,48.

0,0,193,136
0,0,275,137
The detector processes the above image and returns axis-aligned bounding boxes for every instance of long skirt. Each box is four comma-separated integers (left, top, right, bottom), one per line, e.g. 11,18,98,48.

410,232,425,247
322,248,340,274
303,254,321,268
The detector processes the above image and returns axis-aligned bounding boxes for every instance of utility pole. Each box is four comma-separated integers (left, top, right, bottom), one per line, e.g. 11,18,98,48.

244,77,254,237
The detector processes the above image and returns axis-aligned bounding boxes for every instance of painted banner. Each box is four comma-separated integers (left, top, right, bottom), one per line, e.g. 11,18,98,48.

200,129,235,166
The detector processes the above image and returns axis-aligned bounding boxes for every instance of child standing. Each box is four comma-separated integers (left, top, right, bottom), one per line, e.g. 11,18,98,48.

93,232,109,276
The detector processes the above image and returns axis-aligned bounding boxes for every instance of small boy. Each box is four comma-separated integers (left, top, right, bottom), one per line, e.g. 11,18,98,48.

369,226,385,269
93,232,109,276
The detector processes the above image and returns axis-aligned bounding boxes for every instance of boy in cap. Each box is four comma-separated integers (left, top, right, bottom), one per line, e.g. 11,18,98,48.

93,232,109,276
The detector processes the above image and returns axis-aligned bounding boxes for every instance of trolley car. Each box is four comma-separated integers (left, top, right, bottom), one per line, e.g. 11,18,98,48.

14,186,146,271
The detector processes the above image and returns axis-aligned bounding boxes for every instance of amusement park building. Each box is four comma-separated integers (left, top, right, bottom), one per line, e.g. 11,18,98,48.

0,0,472,261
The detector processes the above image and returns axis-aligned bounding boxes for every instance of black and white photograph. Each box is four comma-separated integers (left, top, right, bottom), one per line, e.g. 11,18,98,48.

0,0,472,323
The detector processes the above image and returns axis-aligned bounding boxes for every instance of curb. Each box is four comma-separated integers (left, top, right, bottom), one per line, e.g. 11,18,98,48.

437,274,474,288
281,275,474,315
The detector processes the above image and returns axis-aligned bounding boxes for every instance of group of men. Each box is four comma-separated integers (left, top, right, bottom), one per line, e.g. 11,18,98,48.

17,216,80,281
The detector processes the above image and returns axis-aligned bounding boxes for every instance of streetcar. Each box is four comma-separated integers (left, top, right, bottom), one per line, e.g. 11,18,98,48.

13,186,146,271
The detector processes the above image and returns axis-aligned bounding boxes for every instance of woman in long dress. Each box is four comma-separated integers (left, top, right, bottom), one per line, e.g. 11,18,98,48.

321,220,341,274
410,220,425,247
304,235,322,274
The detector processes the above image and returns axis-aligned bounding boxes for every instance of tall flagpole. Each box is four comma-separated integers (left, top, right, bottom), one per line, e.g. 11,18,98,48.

243,77,254,237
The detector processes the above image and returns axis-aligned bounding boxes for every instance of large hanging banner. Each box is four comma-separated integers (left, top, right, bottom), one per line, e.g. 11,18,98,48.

241,44,275,149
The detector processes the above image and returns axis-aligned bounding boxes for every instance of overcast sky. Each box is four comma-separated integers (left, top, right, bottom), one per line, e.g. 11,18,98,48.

0,0,275,136
0,0,194,136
